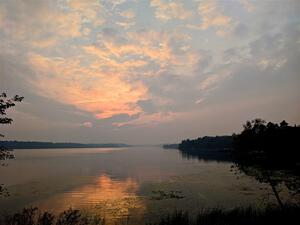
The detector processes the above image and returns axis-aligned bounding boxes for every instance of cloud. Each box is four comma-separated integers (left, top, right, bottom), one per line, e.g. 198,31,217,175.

0,0,83,41
198,0,231,28
115,9,136,29
198,70,232,92
150,0,192,21
0,9,4,27
119,9,136,19
195,97,205,104
114,111,185,127
239,0,255,12
28,53,149,119
82,121,93,128
30,38,59,48
84,30,202,76
1,0,300,142
115,21,135,29
0,0,106,51
257,58,287,71
187,0,234,37
68,0,103,23
110,0,129,9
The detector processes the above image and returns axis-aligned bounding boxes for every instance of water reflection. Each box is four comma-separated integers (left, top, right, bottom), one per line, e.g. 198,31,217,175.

1,146,292,222
36,175,145,220
178,148,299,206
179,149,232,163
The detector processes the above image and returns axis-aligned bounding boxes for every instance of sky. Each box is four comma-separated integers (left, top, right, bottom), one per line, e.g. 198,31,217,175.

0,0,299,145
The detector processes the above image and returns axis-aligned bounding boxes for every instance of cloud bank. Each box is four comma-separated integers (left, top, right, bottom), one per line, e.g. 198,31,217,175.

0,0,299,144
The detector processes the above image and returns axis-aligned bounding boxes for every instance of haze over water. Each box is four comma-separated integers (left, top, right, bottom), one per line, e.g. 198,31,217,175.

0,146,292,224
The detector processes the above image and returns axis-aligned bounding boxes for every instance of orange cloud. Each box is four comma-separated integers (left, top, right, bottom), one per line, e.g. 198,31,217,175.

0,1,82,43
31,38,58,48
150,0,192,21
120,9,136,19
201,14,231,30
28,53,148,119
68,0,105,25
188,0,233,36
25,28,202,123
83,45,148,72
84,31,200,76
0,0,106,50
1,1,206,126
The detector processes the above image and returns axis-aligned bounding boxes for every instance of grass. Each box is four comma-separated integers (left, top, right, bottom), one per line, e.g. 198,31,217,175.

148,205,300,225
1,204,299,225
0,207,105,225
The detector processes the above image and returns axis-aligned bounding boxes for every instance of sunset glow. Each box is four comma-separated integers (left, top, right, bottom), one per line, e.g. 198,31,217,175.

1,0,299,144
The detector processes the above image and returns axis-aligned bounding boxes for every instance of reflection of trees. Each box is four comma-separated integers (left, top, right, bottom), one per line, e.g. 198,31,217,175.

233,119,300,208
180,149,232,163
177,136,233,163
234,160,300,208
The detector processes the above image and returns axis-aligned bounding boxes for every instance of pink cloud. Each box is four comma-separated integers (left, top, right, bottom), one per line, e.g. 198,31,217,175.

82,121,93,128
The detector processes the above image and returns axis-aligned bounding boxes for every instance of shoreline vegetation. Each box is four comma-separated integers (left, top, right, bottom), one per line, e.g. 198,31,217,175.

1,205,299,225
0,141,130,149
164,119,300,167
164,119,300,209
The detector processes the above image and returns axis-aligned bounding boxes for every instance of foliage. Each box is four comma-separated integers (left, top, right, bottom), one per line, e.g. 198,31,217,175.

148,205,300,225
0,92,23,195
1,207,105,225
233,119,300,164
0,93,24,125
176,119,300,207
178,136,233,151
232,119,300,207
162,144,178,149
0,92,23,161
1,205,300,225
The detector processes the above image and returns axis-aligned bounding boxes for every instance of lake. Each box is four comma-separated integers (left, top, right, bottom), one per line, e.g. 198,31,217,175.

0,146,291,224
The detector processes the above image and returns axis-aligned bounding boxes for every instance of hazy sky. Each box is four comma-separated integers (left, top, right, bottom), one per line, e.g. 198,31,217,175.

0,0,299,144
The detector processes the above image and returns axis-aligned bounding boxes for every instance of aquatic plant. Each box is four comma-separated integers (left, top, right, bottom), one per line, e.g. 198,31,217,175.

150,190,185,200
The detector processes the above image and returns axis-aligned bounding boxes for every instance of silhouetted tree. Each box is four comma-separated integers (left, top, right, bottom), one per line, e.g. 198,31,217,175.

280,120,288,128
0,92,23,195
233,119,300,208
177,119,299,207
234,118,300,162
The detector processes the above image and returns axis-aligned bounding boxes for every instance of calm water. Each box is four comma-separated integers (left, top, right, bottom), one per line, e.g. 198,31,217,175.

0,146,288,223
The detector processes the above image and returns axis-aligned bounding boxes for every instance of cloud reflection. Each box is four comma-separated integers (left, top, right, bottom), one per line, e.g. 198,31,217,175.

36,175,145,221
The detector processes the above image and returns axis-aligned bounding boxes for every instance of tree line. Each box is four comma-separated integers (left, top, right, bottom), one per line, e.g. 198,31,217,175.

178,136,233,151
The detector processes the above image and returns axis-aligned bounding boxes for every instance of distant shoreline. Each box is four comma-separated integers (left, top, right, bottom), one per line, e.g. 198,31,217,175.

0,141,130,149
